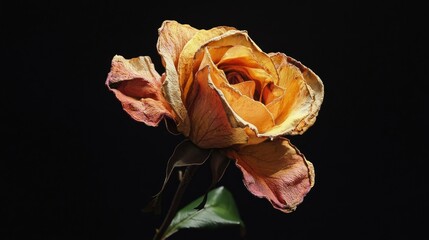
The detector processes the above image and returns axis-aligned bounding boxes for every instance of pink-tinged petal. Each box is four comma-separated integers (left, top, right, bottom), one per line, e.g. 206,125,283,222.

157,20,199,135
106,55,175,127
187,66,248,149
157,20,198,68
227,138,315,213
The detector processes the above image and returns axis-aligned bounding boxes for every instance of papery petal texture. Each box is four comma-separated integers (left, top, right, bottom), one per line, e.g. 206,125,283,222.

106,20,324,214
228,138,315,213
187,66,248,148
264,53,324,136
106,55,175,126
158,20,236,136
157,20,199,134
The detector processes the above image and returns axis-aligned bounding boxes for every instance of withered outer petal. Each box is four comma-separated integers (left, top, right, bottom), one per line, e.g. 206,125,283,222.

287,56,324,134
105,55,175,127
187,66,248,148
157,20,198,136
158,20,238,137
255,53,324,138
228,137,315,213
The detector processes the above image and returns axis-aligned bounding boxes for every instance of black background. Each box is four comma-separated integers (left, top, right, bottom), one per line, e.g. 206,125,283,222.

2,1,427,239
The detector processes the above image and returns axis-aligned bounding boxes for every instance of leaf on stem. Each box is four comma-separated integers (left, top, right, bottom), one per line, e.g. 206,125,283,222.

162,186,245,239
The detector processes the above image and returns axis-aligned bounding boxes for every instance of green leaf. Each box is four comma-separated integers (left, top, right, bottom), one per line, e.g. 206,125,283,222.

162,186,245,239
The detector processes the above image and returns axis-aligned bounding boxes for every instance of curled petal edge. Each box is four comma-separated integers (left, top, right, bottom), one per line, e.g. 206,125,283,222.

106,55,175,127
228,137,315,213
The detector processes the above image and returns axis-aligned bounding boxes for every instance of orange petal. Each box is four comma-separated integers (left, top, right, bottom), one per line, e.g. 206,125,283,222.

221,65,273,91
287,55,324,133
217,45,261,68
217,45,275,98
205,30,279,83
217,83,275,133
197,48,275,134
157,20,198,135
178,26,236,102
194,45,231,73
261,82,285,105
228,138,315,213
105,55,175,126
231,81,255,99
187,66,248,148
265,61,310,132
260,53,324,137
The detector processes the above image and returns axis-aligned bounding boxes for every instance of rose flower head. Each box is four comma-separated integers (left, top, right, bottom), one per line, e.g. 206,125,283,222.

106,20,324,213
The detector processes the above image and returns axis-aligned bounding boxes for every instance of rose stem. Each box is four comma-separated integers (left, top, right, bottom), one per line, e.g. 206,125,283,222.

153,165,199,240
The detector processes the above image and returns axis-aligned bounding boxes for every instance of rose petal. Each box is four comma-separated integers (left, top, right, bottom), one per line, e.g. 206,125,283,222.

157,20,198,68
193,45,231,72
265,61,311,132
260,53,324,137
194,45,272,94
187,66,248,148
287,55,324,133
205,30,279,83
217,83,276,133
231,81,255,99
106,55,175,126
227,137,315,213
261,82,285,105
216,45,275,98
221,65,273,93
178,26,236,101
197,48,276,134
217,45,261,68
157,20,198,134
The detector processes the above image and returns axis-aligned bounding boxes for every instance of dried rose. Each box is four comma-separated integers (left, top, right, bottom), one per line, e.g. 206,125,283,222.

106,20,324,213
